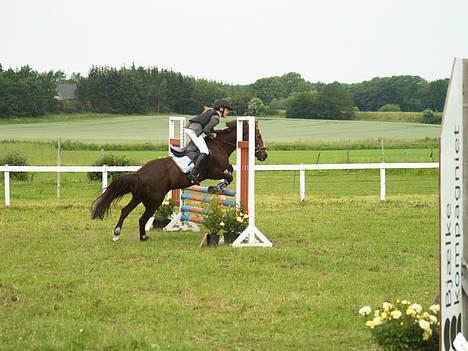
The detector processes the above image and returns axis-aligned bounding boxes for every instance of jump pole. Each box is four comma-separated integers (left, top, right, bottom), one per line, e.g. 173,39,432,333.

145,116,189,232
232,116,272,247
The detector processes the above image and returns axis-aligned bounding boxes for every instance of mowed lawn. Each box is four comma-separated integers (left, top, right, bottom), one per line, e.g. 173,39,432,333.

0,153,439,349
0,192,438,351
0,114,440,143
0,118,440,349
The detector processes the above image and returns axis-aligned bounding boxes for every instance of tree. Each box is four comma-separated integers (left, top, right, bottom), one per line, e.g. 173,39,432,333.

315,82,354,120
424,79,448,112
247,97,266,116
286,92,318,118
252,72,314,104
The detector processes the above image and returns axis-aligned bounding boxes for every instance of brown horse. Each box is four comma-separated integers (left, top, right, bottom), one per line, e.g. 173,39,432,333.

91,120,268,241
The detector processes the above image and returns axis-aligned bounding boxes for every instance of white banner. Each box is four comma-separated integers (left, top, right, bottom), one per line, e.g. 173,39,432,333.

440,58,465,351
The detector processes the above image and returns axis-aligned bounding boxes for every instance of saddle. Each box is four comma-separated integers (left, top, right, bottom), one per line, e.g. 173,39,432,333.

169,140,212,174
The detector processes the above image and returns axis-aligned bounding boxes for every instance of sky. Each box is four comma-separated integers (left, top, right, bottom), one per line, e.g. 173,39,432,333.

1,0,467,85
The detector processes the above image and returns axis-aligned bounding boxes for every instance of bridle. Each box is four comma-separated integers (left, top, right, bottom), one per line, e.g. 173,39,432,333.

218,129,268,155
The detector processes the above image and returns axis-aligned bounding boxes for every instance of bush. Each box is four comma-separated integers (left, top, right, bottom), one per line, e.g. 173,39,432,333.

0,152,29,181
359,300,439,350
378,104,401,112
203,202,224,235
222,208,248,234
87,154,136,181
422,109,441,124
154,199,175,221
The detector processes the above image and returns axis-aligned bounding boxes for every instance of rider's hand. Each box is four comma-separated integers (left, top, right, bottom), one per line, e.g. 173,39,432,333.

209,133,217,139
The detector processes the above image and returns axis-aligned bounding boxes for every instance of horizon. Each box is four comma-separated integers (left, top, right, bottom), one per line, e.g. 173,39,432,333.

0,62,450,85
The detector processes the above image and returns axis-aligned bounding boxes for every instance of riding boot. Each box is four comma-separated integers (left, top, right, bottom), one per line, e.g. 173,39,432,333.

188,153,209,184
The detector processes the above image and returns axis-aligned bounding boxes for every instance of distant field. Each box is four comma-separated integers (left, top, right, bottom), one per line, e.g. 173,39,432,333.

0,113,440,143
354,111,441,123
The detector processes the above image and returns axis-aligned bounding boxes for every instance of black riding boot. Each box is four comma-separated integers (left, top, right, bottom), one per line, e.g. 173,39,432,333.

188,153,209,184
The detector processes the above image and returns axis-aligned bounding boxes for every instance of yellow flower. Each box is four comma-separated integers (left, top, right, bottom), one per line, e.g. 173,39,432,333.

400,322,404,326
406,308,416,317
382,302,392,311
391,310,402,319
423,331,431,341
236,217,243,222
401,300,410,305
410,304,422,313
373,316,383,326
422,312,430,319
220,222,225,227
429,315,438,324
359,306,372,316
381,312,388,319
419,320,431,331
429,304,440,314
396,299,400,303
366,321,375,329
374,309,380,317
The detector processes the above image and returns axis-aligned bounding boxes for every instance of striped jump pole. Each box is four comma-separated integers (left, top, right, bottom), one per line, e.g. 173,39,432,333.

165,185,237,231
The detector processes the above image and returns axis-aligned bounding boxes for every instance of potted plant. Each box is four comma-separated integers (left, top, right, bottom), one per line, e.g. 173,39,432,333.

222,208,248,244
202,203,224,246
152,199,175,229
358,300,440,351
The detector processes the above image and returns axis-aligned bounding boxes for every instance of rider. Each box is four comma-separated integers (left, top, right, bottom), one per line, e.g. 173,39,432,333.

185,98,233,183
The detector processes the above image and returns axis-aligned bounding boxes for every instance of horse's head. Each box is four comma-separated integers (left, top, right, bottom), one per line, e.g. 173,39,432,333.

251,121,268,161
224,120,268,161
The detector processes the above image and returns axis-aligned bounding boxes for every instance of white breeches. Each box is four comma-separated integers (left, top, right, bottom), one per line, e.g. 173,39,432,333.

185,128,209,155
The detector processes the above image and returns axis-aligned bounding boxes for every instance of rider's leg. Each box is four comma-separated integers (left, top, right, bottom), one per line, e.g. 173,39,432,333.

184,130,210,183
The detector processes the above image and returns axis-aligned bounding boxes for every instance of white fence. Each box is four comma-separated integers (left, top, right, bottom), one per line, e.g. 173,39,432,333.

0,163,439,207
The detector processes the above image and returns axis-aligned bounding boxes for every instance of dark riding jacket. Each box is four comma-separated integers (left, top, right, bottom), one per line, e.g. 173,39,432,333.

188,109,220,137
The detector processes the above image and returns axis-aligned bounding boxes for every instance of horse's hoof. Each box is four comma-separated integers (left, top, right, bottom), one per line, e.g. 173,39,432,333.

140,235,150,241
112,235,120,242
207,186,216,194
114,227,121,235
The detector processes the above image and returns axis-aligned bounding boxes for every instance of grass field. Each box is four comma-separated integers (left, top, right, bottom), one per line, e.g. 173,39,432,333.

0,190,438,350
0,113,440,143
0,117,441,350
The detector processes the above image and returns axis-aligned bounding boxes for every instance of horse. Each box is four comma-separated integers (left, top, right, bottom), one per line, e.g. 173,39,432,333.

91,120,268,241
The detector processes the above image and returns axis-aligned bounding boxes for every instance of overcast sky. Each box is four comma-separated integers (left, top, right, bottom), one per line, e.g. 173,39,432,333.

1,0,467,85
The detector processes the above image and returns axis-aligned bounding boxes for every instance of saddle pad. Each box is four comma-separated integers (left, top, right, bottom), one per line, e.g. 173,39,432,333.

169,153,194,174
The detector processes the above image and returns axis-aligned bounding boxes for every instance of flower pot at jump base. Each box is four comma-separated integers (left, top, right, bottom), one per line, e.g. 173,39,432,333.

223,231,240,244
206,233,220,246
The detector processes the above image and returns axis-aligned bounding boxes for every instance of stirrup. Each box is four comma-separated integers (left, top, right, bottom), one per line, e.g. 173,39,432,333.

187,171,200,185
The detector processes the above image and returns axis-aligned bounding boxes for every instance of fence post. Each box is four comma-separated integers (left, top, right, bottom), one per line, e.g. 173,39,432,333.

380,165,386,201
300,164,305,202
102,165,108,193
4,164,10,207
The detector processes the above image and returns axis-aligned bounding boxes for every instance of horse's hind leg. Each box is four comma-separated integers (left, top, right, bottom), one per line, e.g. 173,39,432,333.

139,197,164,241
113,197,140,241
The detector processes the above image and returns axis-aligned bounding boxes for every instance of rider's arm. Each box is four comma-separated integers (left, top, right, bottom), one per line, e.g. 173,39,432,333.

203,115,220,135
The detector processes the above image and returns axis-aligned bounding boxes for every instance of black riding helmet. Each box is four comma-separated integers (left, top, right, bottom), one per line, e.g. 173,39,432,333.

213,98,233,111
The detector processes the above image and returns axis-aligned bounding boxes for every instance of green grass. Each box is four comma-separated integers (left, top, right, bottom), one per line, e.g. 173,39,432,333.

354,111,431,123
0,113,440,143
0,138,440,349
0,192,438,350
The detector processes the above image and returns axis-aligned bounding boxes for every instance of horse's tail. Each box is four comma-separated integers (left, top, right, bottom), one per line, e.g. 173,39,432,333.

91,173,139,219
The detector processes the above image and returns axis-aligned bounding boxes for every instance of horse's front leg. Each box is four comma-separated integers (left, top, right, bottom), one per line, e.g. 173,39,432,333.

208,165,234,194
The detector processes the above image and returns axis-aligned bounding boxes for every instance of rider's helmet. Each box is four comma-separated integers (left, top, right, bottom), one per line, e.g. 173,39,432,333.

213,98,233,111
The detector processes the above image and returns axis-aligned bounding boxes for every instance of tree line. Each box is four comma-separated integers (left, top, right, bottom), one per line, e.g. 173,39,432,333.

0,63,449,119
